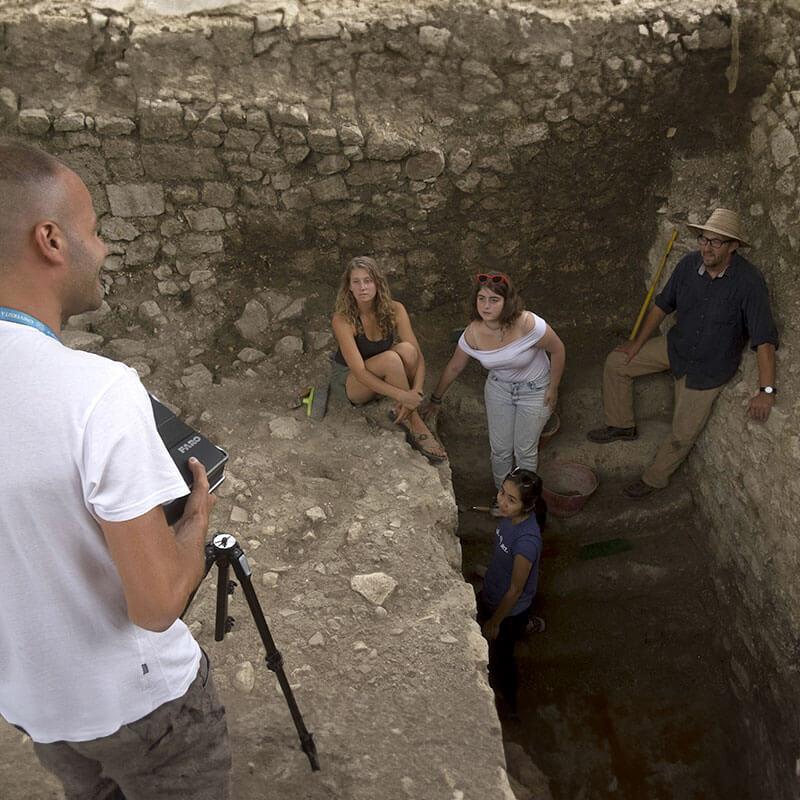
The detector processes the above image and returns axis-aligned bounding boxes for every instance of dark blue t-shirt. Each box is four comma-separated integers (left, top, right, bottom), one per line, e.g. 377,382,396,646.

482,515,542,616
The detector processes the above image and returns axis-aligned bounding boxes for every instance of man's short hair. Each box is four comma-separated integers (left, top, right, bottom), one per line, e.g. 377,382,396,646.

0,139,64,184
0,140,68,263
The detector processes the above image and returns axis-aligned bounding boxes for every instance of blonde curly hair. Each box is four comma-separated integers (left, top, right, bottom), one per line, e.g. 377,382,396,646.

334,256,396,338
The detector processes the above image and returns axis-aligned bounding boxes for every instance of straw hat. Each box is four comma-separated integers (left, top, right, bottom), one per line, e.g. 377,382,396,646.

687,208,749,247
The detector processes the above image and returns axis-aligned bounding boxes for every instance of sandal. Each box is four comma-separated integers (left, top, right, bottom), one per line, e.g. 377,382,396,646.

405,430,448,464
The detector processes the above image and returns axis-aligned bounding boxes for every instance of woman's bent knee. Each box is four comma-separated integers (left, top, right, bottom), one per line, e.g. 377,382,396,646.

392,341,418,368
369,349,403,368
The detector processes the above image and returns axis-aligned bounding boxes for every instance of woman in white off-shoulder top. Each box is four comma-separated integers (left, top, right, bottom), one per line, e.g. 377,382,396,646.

424,272,565,503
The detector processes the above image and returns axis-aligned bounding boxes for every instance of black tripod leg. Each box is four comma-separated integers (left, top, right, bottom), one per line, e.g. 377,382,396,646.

227,543,320,772
213,553,232,642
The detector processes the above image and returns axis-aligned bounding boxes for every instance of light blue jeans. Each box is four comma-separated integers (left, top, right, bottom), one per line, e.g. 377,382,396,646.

484,372,552,489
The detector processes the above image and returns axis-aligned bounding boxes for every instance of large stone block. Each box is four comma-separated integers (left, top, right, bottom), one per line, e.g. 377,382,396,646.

101,217,140,241
103,138,138,159
200,105,227,133
308,128,339,153
282,186,314,210
109,157,145,181
60,150,108,185
225,128,262,151
284,145,311,165
246,110,270,130
239,184,278,207
202,182,237,207
185,207,226,232
770,125,798,169
142,144,223,180
255,12,282,33
505,122,550,147
317,154,350,175
296,21,341,41
311,176,349,203
339,122,365,146
139,100,185,140
54,111,86,132
405,150,445,180
279,126,307,145
177,233,225,256
107,183,166,218
270,102,309,127
95,114,136,135
448,147,472,175
365,128,413,161
17,108,50,135
235,299,270,342
250,151,285,172
344,161,402,187
419,25,451,55
64,132,101,150
124,234,161,266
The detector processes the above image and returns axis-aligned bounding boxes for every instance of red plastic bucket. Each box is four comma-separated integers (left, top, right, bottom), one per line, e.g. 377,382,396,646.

540,461,598,518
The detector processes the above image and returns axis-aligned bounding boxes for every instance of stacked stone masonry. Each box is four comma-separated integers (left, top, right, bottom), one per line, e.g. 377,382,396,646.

0,0,741,329
2,1,800,798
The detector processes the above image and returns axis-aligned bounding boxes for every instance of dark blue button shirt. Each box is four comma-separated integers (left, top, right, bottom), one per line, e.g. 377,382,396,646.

654,251,778,390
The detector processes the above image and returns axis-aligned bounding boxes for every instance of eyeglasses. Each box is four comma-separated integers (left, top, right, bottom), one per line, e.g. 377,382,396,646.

508,467,538,487
697,235,733,249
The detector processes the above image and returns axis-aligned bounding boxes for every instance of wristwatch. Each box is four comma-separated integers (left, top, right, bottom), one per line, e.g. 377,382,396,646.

760,386,777,395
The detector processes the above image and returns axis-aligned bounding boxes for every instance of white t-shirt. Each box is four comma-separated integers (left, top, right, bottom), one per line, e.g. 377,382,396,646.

0,321,199,743
458,311,550,383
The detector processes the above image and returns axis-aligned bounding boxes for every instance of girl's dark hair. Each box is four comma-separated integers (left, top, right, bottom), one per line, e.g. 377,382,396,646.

468,271,523,327
504,468,547,531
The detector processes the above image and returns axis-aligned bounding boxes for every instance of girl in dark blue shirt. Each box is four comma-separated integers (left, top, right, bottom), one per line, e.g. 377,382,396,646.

478,468,546,715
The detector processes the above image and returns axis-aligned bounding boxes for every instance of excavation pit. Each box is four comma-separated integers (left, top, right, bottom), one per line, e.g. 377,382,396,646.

0,1,798,799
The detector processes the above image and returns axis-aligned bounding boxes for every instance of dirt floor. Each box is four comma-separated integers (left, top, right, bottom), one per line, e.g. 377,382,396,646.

433,327,741,800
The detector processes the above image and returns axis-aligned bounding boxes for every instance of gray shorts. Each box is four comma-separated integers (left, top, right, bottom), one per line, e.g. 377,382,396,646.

329,359,350,404
329,359,376,407
32,650,232,800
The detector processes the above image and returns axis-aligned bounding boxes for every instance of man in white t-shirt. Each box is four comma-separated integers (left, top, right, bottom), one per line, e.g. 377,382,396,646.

0,142,232,797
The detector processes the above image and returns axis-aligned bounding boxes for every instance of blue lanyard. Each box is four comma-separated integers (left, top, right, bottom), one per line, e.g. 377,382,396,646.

0,307,60,341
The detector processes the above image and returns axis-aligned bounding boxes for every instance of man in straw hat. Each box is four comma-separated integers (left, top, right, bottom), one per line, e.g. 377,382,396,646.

587,208,778,498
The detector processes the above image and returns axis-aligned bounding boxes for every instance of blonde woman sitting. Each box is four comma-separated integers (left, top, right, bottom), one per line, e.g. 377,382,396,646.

331,256,447,464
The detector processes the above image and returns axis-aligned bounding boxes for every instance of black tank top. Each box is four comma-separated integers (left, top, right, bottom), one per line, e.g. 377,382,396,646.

334,330,394,365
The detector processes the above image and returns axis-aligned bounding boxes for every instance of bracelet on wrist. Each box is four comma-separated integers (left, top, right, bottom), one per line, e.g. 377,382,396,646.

430,394,443,404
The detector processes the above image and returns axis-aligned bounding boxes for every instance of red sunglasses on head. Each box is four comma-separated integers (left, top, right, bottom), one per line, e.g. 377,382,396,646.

476,273,508,286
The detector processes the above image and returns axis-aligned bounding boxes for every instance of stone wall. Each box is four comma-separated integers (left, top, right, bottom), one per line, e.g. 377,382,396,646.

685,3,800,797
0,0,753,336
3,1,800,797
632,2,800,796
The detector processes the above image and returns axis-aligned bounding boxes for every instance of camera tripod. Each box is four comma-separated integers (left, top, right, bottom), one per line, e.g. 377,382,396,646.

196,532,320,771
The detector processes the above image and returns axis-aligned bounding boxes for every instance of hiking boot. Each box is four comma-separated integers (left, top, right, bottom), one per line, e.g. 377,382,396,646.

623,479,658,499
586,425,638,443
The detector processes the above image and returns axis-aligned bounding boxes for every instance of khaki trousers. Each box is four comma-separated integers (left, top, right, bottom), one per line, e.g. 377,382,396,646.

602,336,724,488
